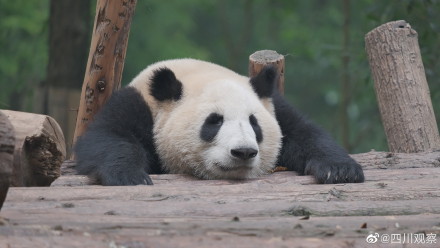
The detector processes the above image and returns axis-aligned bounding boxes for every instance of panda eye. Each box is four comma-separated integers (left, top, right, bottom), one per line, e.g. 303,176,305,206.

249,114,258,126
205,113,224,126
249,114,263,143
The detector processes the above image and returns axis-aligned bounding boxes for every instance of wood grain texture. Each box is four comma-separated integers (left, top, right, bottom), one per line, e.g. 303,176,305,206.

58,150,440,180
350,150,440,169
72,0,137,147
2,167,440,247
365,20,440,153
0,110,66,186
249,50,285,94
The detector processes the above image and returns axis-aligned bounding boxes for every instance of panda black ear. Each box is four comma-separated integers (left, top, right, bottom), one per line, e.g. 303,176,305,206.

150,67,183,101
250,65,278,98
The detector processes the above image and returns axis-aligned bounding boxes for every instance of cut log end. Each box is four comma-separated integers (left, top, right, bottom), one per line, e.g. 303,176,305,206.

249,50,284,64
1,110,66,187
25,134,63,186
365,20,412,38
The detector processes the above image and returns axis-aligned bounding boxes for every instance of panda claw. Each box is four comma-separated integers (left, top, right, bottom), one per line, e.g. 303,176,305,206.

305,159,364,184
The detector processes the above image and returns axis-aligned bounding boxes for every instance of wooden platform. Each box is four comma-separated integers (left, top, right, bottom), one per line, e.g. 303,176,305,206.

1,152,440,247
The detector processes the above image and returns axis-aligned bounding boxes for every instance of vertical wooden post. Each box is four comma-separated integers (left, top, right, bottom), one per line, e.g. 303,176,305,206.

365,20,440,153
249,50,285,94
72,0,137,148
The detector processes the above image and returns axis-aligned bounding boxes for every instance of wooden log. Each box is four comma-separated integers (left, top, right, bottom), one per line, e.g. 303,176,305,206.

0,111,14,210
53,165,440,188
249,50,285,94
365,20,440,153
72,0,137,148
57,150,440,181
1,214,439,248
3,167,439,247
13,169,440,216
0,110,66,186
350,150,440,169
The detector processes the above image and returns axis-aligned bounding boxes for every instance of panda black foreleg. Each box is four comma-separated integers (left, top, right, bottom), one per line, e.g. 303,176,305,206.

74,87,161,186
272,92,364,184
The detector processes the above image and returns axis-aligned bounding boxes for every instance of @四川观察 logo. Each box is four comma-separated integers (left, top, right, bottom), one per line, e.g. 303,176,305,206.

366,233,380,243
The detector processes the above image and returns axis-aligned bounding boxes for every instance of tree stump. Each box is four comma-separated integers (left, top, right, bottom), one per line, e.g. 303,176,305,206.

365,20,440,153
72,0,137,148
0,111,14,210
249,50,285,94
1,110,66,186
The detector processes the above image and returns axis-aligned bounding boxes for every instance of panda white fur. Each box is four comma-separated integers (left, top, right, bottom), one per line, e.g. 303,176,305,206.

74,58,364,185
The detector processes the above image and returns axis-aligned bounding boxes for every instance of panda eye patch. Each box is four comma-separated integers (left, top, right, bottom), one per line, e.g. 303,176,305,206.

249,114,263,143
205,113,224,126
200,113,224,142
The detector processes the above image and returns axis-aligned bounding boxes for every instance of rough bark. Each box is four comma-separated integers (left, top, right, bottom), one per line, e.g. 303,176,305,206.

365,20,440,153
72,0,137,148
0,111,14,210
350,150,440,169
1,110,66,186
249,50,285,94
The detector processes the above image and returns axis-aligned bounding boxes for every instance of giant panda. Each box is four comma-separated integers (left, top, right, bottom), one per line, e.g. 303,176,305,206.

74,58,364,185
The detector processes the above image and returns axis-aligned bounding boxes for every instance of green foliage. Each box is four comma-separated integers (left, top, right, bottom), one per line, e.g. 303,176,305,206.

1,0,439,152
122,0,211,84
0,0,48,110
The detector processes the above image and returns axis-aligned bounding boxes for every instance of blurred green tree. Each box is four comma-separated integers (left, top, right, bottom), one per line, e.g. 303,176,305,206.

1,0,439,153
0,0,48,110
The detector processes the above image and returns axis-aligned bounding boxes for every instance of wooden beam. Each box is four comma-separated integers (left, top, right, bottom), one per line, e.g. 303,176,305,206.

365,20,440,153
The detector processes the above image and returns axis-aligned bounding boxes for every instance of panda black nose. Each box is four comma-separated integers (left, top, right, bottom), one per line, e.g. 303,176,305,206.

231,148,258,160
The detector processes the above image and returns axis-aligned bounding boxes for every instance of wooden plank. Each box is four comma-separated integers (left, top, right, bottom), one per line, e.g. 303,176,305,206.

52,166,440,188
6,170,440,217
1,214,439,248
2,168,439,247
58,150,440,178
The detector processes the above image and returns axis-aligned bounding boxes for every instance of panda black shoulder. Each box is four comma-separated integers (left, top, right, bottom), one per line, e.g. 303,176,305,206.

74,86,163,185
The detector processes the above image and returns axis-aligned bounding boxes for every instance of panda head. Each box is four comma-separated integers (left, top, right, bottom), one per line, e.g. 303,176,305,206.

148,64,282,180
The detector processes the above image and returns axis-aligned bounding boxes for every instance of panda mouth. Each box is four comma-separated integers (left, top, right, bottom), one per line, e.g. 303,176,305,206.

215,162,253,172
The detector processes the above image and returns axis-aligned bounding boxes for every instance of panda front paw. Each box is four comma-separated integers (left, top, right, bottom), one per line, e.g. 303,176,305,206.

98,170,154,186
304,158,364,184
